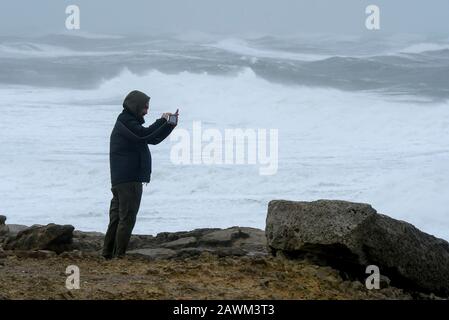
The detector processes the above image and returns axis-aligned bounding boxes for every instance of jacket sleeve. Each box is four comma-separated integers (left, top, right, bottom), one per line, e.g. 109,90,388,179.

116,118,175,145
146,121,176,145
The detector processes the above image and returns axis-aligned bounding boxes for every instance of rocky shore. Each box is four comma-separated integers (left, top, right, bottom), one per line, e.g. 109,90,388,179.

1,200,448,300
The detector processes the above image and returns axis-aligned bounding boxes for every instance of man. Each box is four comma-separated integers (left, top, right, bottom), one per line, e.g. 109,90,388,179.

102,90,178,259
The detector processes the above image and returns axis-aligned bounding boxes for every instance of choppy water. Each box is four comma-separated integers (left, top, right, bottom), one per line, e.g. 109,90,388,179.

0,32,448,239
1,33,449,99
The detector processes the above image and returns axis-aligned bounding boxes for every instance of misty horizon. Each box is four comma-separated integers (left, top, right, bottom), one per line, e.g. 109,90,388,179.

1,0,449,37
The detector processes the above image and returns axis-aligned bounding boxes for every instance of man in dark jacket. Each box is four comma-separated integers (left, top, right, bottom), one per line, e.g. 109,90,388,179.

102,90,177,259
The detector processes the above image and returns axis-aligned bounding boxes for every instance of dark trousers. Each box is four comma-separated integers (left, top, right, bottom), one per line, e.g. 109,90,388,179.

102,181,143,258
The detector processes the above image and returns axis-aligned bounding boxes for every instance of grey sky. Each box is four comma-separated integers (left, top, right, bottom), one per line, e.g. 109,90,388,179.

1,0,448,36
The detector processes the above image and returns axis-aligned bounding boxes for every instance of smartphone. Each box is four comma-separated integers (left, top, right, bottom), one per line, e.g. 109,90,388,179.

168,114,178,125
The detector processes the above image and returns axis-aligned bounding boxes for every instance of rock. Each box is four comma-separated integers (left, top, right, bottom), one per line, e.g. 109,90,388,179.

4,223,74,254
182,228,222,239
7,224,29,237
231,227,268,254
29,224,44,228
199,227,250,246
127,248,177,260
380,275,391,289
154,228,220,244
127,235,157,250
266,199,449,296
73,231,104,238
161,236,197,249
73,230,158,254
0,215,8,240
13,250,57,259
70,226,267,259
0,225,9,239
72,230,104,252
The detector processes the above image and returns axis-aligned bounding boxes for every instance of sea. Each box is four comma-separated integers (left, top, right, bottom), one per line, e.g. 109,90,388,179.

0,32,448,239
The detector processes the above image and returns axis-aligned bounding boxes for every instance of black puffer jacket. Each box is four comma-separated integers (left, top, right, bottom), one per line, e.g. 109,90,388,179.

109,90,175,186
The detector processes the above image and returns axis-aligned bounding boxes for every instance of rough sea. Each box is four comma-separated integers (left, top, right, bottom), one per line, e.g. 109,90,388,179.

0,32,448,239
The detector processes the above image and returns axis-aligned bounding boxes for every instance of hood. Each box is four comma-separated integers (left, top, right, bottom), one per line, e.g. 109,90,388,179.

123,90,150,120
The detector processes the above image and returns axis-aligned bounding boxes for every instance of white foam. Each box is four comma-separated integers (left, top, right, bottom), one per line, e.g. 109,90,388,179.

206,38,332,61
54,31,124,39
399,42,449,54
0,42,129,58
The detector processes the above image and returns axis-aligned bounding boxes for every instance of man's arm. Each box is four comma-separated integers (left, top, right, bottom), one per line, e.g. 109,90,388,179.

115,118,175,144
125,117,167,137
146,122,175,145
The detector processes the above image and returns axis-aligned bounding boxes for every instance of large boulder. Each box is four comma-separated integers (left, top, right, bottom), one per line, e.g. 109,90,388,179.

266,199,449,296
4,223,75,253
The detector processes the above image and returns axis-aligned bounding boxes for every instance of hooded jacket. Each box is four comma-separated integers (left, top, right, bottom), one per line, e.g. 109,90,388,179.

109,90,175,186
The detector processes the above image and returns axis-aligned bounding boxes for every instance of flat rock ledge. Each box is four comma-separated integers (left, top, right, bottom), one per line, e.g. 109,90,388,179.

0,220,268,261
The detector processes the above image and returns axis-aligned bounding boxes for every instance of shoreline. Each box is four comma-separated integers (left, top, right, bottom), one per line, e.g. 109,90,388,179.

0,221,414,300
1,199,449,300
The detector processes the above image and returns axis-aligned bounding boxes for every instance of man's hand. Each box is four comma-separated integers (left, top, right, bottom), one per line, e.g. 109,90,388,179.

161,109,179,124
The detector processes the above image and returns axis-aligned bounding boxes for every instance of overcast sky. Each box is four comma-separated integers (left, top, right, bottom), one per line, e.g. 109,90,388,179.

1,0,448,36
